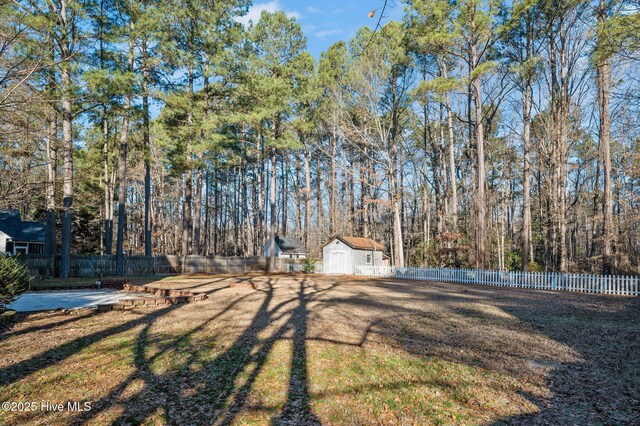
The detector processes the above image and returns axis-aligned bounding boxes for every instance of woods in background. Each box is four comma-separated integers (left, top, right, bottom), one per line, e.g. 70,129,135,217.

1,0,639,275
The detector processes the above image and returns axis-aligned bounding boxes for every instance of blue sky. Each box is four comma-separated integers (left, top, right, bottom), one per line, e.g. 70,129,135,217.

236,1,406,57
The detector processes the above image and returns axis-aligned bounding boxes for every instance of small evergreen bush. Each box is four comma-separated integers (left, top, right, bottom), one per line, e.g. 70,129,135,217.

0,255,31,310
303,258,316,274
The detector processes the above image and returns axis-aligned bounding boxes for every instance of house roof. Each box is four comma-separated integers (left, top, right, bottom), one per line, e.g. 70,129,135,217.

274,235,306,254
325,236,385,251
0,209,46,243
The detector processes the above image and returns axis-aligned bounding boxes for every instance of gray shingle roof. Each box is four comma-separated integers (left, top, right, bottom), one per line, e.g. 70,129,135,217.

275,236,306,254
0,210,46,243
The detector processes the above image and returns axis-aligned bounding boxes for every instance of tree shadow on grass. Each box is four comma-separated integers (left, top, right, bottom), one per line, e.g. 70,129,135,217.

67,276,332,425
0,303,183,389
6,275,635,424
271,278,321,425
490,295,640,425
0,310,95,340
329,278,640,424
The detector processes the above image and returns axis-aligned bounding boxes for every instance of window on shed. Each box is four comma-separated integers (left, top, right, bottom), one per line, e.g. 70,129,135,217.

366,254,371,264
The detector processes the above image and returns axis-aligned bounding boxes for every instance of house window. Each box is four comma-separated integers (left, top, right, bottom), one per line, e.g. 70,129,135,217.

366,254,371,264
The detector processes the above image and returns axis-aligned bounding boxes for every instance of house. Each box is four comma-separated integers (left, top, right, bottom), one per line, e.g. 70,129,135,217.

0,210,46,255
263,235,307,259
322,236,385,274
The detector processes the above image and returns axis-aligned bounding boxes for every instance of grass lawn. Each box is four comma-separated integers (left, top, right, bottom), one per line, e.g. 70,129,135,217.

1,274,638,425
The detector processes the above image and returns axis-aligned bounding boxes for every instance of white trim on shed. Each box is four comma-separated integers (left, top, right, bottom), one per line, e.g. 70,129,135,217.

322,237,384,274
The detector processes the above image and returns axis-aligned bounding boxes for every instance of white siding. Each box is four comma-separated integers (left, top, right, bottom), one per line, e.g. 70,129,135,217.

323,238,353,274
263,241,283,258
352,249,383,267
0,231,8,253
322,238,384,274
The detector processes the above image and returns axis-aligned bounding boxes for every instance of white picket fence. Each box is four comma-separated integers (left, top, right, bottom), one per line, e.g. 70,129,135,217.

353,265,640,296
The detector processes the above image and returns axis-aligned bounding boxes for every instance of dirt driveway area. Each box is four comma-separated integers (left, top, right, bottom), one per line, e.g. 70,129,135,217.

1,274,638,425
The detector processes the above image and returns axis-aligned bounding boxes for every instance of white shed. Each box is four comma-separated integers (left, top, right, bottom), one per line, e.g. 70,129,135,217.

322,236,385,274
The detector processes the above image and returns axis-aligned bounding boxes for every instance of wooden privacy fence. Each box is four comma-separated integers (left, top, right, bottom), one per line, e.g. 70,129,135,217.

17,255,299,278
353,266,640,296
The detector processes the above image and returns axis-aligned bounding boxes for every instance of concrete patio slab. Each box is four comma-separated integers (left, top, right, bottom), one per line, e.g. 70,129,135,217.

7,290,143,312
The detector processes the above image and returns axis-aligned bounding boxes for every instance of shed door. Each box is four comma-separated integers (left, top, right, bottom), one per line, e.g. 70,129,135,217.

329,251,347,274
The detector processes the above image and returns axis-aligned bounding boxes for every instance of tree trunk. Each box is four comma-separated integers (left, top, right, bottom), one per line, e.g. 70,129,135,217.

281,155,287,235
303,142,311,249
182,62,195,262
59,68,73,279
182,173,193,258
392,196,404,267
268,147,277,273
471,45,486,269
329,129,337,235
597,0,613,274
142,50,152,256
257,132,265,250
102,108,113,255
194,155,203,255
521,79,532,271
390,140,404,267
315,150,324,235
441,60,458,232
45,103,57,257
115,19,134,275
203,167,210,255
361,145,369,238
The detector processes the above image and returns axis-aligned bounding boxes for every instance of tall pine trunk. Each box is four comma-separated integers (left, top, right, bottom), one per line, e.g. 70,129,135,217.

182,173,193,257
99,0,113,256
521,80,532,271
303,142,311,249
471,44,486,269
441,60,458,232
268,147,277,273
59,68,73,278
597,0,613,274
102,109,113,255
116,20,134,276
182,64,195,261
281,156,287,235
142,48,152,256
329,128,337,235
194,156,203,255
256,131,265,250
520,13,534,271
45,101,57,257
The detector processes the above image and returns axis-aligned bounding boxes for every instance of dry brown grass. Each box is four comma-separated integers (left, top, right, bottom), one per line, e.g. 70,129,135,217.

1,274,638,425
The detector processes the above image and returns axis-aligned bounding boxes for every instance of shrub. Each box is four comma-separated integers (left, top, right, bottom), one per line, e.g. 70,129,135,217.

0,255,31,310
528,261,543,272
302,258,316,274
